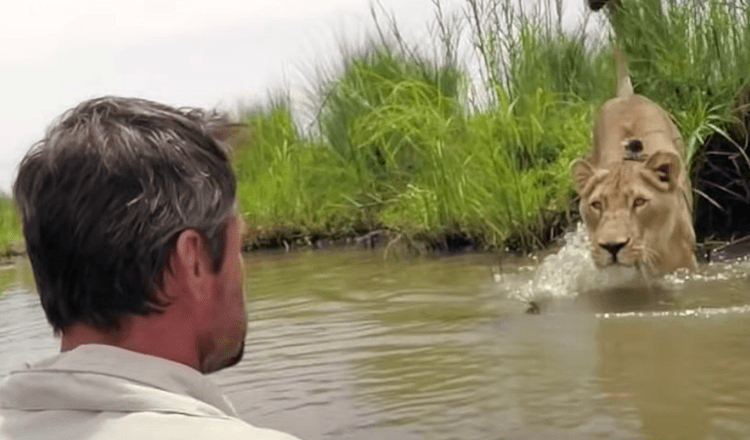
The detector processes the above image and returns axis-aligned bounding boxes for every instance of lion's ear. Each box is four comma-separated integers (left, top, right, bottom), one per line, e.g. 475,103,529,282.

644,151,681,192
572,159,595,194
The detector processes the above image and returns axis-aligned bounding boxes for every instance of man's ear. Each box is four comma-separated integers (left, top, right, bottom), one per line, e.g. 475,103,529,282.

643,151,681,192
171,228,214,300
572,158,596,194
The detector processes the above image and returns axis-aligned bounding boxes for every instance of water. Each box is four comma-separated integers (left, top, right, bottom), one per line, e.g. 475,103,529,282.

3,229,750,439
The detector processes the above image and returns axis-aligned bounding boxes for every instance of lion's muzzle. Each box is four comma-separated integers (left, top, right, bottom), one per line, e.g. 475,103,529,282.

599,239,630,263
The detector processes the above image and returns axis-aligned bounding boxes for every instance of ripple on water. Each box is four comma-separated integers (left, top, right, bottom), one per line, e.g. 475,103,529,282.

597,303,750,319
4,247,750,439
0,289,58,376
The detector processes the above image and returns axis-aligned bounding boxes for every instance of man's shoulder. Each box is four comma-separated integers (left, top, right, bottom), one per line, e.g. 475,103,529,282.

122,412,301,440
0,408,300,440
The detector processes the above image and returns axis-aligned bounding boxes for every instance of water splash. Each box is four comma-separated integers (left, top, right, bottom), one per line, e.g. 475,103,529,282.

505,223,750,317
510,223,646,302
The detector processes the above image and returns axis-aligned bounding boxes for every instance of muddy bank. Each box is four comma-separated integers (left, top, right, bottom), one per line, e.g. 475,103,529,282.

241,205,580,256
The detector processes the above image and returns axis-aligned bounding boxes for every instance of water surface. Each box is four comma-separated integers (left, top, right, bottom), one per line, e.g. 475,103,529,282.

2,230,750,439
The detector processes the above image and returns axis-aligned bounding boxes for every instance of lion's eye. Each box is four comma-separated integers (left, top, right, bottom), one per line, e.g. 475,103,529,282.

633,197,647,208
591,201,602,210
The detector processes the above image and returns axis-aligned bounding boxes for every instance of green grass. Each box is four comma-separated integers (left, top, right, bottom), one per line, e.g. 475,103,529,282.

231,0,750,251
233,101,366,241
235,2,599,250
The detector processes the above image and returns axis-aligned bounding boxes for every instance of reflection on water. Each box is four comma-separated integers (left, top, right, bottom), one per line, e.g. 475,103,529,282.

2,242,750,439
222,249,496,439
595,317,748,440
0,260,57,375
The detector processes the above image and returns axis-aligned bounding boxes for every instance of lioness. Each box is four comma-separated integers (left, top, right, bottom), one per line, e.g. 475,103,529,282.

573,4,697,276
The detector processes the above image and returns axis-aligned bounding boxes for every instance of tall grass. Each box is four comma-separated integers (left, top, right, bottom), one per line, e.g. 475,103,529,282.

608,0,750,165
234,0,750,251
233,101,365,240
235,0,600,250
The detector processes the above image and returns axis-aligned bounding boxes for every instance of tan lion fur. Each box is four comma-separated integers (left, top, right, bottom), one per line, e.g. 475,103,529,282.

573,24,697,276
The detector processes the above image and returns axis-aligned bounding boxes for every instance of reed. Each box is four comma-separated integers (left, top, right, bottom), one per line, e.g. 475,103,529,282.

233,100,366,240
236,0,603,250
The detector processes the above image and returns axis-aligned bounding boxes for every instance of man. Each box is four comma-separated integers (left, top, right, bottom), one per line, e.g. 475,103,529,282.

0,96,299,440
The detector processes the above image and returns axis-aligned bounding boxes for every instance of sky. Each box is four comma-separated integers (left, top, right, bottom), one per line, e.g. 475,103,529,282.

0,0,589,193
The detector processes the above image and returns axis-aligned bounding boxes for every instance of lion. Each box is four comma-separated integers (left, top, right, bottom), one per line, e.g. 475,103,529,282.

573,2,697,277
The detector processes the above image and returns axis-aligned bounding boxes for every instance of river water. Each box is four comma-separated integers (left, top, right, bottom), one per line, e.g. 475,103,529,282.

2,226,750,439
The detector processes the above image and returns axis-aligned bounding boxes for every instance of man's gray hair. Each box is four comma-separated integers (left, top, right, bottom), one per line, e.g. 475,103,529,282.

13,96,237,333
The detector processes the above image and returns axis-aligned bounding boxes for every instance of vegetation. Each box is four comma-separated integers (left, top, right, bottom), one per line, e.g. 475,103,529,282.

235,0,750,252
3,0,750,254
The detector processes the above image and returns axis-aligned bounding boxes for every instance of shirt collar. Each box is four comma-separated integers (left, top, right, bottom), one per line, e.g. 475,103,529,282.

1,344,238,417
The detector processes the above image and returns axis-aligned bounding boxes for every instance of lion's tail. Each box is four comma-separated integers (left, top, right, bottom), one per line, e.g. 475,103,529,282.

613,37,633,98
587,0,633,98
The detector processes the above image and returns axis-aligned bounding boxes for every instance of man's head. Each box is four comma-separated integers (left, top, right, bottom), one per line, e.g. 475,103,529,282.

13,96,247,372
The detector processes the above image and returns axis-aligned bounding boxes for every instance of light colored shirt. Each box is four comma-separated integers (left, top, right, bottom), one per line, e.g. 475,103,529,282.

0,344,299,440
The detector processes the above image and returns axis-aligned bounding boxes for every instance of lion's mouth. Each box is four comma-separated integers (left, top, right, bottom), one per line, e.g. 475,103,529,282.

603,258,630,267
611,255,635,266
593,250,637,268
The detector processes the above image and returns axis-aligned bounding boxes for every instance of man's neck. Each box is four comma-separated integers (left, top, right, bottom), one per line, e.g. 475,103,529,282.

60,317,201,371
60,322,124,352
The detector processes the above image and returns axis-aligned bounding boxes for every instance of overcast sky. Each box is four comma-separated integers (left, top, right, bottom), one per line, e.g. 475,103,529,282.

0,0,588,193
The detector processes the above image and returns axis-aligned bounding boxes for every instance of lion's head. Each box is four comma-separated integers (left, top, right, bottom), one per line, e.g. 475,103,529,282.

573,151,697,276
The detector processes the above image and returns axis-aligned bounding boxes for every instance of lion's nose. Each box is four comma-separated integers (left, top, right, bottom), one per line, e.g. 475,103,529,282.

599,239,629,258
